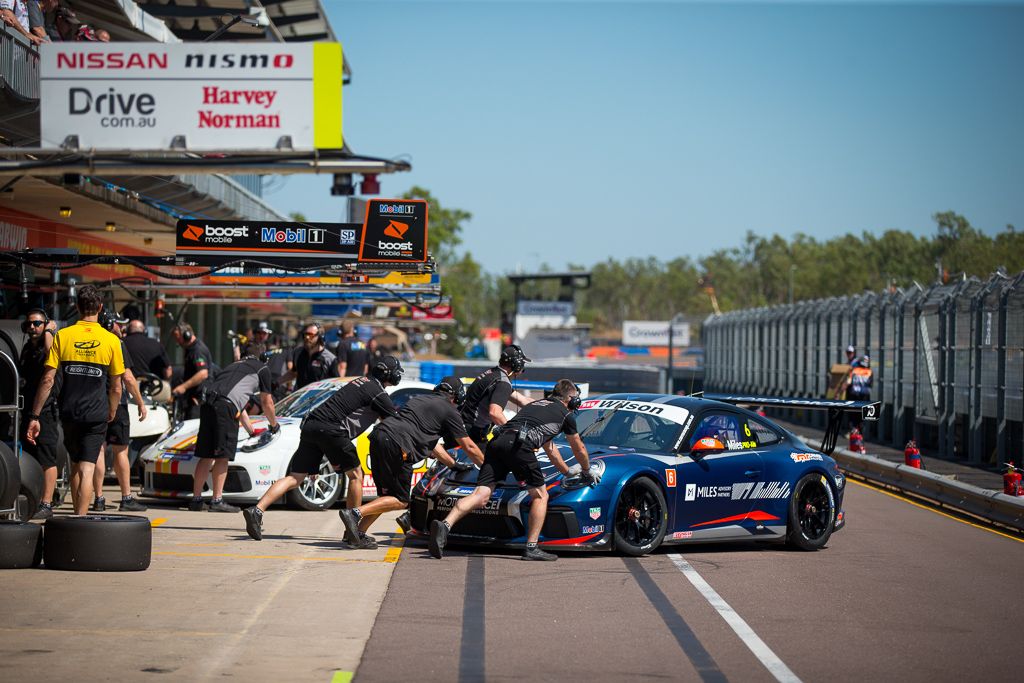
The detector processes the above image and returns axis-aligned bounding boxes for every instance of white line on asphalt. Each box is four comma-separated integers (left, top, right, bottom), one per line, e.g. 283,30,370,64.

668,554,802,683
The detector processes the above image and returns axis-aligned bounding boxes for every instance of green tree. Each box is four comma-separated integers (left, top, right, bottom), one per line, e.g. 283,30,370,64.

288,211,308,222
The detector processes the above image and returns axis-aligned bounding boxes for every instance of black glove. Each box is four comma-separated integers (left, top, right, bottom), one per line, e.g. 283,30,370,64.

449,460,473,473
269,423,281,435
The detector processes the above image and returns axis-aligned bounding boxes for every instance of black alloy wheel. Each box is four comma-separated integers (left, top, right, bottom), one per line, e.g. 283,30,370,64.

613,477,668,556
786,473,835,551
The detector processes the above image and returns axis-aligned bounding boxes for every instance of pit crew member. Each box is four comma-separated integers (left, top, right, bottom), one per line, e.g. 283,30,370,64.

26,285,124,515
123,319,172,382
17,307,58,519
281,322,337,390
172,322,214,421
335,320,370,378
460,344,534,443
338,376,485,549
242,356,405,541
430,379,595,562
190,343,279,513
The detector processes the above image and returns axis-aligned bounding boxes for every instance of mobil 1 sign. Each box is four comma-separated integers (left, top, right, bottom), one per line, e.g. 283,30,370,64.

622,320,691,347
40,43,342,150
359,199,429,263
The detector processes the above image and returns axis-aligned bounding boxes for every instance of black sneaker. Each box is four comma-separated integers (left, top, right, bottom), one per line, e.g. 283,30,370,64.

345,532,378,550
90,496,106,512
119,496,147,512
396,511,412,534
243,507,263,541
428,520,448,559
521,546,557,561
32,503,53,520
338,508,361,543
208,499,240,513
189,497,206,512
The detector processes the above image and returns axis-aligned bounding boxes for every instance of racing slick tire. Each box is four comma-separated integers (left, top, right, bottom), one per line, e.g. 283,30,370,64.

786,473,836,551
43,515,152,571
0,442,19,510
285,455,343,511
613,477,668,556
18,450,45,521
0,520,43,569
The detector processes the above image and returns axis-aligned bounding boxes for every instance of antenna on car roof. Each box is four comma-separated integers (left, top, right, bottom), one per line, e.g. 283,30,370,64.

690,391,704,398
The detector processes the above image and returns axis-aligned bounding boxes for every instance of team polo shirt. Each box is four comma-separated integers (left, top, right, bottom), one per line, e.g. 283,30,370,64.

46,320,125,423
498,399,577,451
460,366,513,430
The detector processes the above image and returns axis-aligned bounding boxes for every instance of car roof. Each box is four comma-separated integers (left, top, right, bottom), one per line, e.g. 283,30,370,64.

303,377,435,393
595,393,764,418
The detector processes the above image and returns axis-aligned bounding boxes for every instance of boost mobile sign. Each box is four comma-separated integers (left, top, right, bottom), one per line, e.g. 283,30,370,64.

40,43,343,150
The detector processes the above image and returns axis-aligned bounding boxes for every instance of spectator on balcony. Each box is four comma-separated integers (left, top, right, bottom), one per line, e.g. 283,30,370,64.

49,4,81,41
95,27,108,41
28,0,56,43
1,0,44,44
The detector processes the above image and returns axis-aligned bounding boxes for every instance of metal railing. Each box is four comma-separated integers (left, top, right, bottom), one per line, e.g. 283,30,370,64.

704,271,1024,467
0,22,40,101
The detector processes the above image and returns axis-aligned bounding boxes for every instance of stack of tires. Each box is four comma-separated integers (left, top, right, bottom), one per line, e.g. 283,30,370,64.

1,443,152,571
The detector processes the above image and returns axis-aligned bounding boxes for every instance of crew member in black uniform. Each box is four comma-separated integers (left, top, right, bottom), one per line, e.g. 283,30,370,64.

26,285,125,515
190,343,279,513
338,376,485,549
430,379,597,561
281,322,337,390
335,320,370,377
92,310,148,512
460,344,534,443
18,307,59,519
172,322,214,421
241,355,406,541
124,319,172,382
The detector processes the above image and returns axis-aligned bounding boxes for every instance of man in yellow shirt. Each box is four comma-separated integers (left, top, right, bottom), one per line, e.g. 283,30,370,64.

26,285,125,515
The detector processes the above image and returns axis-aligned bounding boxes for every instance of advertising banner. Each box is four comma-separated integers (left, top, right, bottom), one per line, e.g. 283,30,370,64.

358,199,429,263
622,321,691,347
40,42,342,150
176,220,360,265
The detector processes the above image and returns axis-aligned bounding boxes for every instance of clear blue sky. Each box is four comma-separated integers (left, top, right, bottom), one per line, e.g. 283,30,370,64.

268,0,1024,274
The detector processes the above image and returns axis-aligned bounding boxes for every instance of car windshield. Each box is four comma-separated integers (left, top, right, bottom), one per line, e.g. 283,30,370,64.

574,407,686,452
275,386,334,418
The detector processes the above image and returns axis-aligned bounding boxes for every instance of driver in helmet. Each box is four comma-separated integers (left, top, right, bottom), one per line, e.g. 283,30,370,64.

338,376,485,549
243,356,405,542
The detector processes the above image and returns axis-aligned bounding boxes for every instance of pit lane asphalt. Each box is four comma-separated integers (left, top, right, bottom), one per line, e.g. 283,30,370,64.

356,479,1024,682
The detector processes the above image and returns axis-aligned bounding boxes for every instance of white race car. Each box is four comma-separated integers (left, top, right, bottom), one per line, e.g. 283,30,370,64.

139,378,435,509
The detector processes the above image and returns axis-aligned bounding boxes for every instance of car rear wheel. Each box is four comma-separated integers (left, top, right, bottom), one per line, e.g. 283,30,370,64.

286,456,342,511
786,473,835,551
613,477,668,556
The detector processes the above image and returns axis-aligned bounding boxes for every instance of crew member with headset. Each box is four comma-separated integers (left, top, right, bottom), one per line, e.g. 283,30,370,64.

338,377,484,549
335,320,370,378
17,307,60,519
26,285,125,516
190,342,279,513
280,322,338,390
430,379,597,562
460,344,535,444
171,322,214,421
242,355,406,542
92,309,148,512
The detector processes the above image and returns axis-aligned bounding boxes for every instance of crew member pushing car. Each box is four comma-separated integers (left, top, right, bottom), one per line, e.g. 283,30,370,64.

460,344,534,443
190,343,279,513
430,379,597,562
17,307,59,519
242,356,405,541
338,376,484,549
26,285,125,516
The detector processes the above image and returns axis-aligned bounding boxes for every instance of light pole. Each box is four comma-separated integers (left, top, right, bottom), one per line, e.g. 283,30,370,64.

666,313,684,395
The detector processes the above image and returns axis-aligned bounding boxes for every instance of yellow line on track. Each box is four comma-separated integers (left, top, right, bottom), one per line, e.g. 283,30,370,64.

385,525,405,563
330,671,353,683
153,551,390,563
847,478,1024,544
150,517,167,527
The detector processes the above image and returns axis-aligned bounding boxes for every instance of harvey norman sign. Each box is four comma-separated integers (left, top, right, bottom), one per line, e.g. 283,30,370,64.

40,43,342,150
622,321,691,347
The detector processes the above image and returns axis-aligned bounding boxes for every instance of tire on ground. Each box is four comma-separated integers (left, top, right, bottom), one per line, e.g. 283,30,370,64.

613,476,669,557
18,451,45,520
43,514,152,571
786,473,836,551
0,520,43,569
0,442,19,509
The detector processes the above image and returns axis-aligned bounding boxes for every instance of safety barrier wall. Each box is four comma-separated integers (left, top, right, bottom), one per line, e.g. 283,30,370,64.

704,272,1024,467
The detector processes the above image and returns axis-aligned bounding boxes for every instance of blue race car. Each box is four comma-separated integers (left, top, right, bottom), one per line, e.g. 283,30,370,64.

409,393,877,556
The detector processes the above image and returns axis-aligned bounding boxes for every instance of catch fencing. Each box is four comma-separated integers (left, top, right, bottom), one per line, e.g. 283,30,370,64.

703,272,1024,467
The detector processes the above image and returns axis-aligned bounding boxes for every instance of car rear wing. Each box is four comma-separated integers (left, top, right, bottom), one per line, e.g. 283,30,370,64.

701,393,880,455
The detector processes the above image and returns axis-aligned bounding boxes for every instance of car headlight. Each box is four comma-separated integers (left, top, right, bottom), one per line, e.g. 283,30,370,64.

560,459,606,491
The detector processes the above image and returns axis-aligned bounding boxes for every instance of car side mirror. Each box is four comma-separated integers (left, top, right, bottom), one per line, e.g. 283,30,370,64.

690,437,726,457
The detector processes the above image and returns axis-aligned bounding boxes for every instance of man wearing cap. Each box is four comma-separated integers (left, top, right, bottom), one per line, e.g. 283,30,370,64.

460,344,535,444
338,376,484,549
93,310,148,512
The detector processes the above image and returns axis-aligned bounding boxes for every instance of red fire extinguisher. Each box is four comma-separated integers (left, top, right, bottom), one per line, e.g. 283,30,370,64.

1004,463,1023,496
904,440,922,469
848,428,866,454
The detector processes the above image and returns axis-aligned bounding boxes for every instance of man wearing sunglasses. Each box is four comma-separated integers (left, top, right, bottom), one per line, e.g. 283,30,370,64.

280,322,337,391
17,308,59,518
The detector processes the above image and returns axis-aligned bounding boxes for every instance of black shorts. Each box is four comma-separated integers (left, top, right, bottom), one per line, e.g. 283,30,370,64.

477,432,545,489
22,410,60,469
62,420,108,464
105,404,131,446
368,428,413,505
290,421,358,474
194,400,240,460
